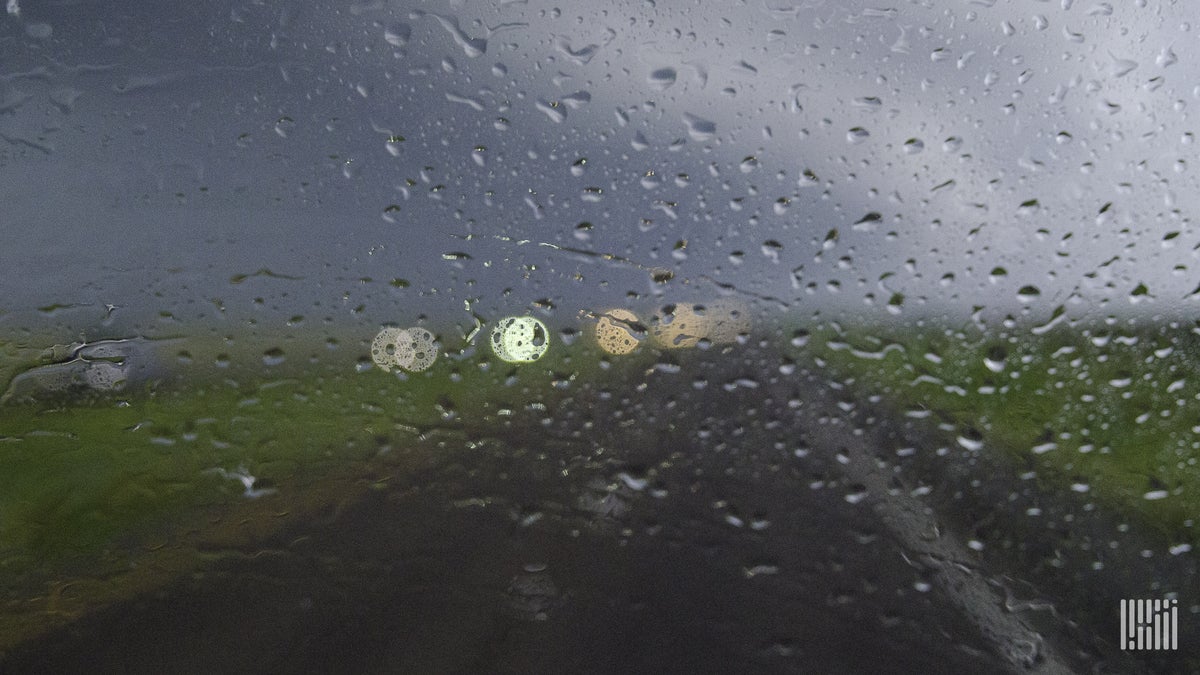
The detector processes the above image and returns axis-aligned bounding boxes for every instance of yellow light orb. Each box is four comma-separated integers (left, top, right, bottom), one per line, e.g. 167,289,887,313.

650,303,705,349
592,308,642,355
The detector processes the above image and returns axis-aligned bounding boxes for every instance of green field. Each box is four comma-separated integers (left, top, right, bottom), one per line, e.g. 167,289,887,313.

800,316,1200,546
1,313,1196,650
0,326,629,649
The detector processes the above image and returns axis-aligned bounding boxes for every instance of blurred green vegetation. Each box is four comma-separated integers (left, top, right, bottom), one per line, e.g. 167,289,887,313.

0,327,626,648
2,314,1197,650
800,317,1200,544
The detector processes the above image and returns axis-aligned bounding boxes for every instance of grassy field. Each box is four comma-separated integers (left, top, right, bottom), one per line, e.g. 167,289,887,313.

1,312,1197,650
0,326,633,649
800,315,1200,546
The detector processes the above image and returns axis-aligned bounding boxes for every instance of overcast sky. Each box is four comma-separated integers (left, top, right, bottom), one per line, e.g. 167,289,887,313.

2,0,1197,337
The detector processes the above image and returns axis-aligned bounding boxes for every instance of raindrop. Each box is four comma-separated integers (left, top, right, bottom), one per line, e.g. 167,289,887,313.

274,116,296,138
957,430,984,451
651,268,675,284
823,229,839,249
984,346,1007,373
648,67,677,90
683,113,716,141
554,36,599,65
853,212,882,229
761,240,783,262
384,135,405,156
852,96,883,111
418,11,487,57
1109,55,1138,78
535,99,566,123
384,22,412,47
641,171,663,190
561,91,592,109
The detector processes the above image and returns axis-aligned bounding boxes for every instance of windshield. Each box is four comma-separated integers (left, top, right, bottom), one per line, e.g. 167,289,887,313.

0,1,1195,673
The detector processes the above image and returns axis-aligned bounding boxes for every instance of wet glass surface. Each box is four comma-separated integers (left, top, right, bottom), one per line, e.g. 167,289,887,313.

1,1,1197,672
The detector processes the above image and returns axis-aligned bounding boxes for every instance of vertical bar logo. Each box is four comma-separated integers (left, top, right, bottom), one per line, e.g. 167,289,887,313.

1120,598,1178,650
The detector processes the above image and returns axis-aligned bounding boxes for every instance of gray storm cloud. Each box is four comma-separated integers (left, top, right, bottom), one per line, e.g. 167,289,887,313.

1,0,1196,336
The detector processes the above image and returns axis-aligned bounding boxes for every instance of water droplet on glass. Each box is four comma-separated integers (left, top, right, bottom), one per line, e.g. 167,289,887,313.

1017,285,1041,303
535,99,566,123
852,96,883,111
648,67,677,90
983,346,1007,373
682,113,716,141
274,116,296,138
384,22,411,47
1109,55,1138,78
